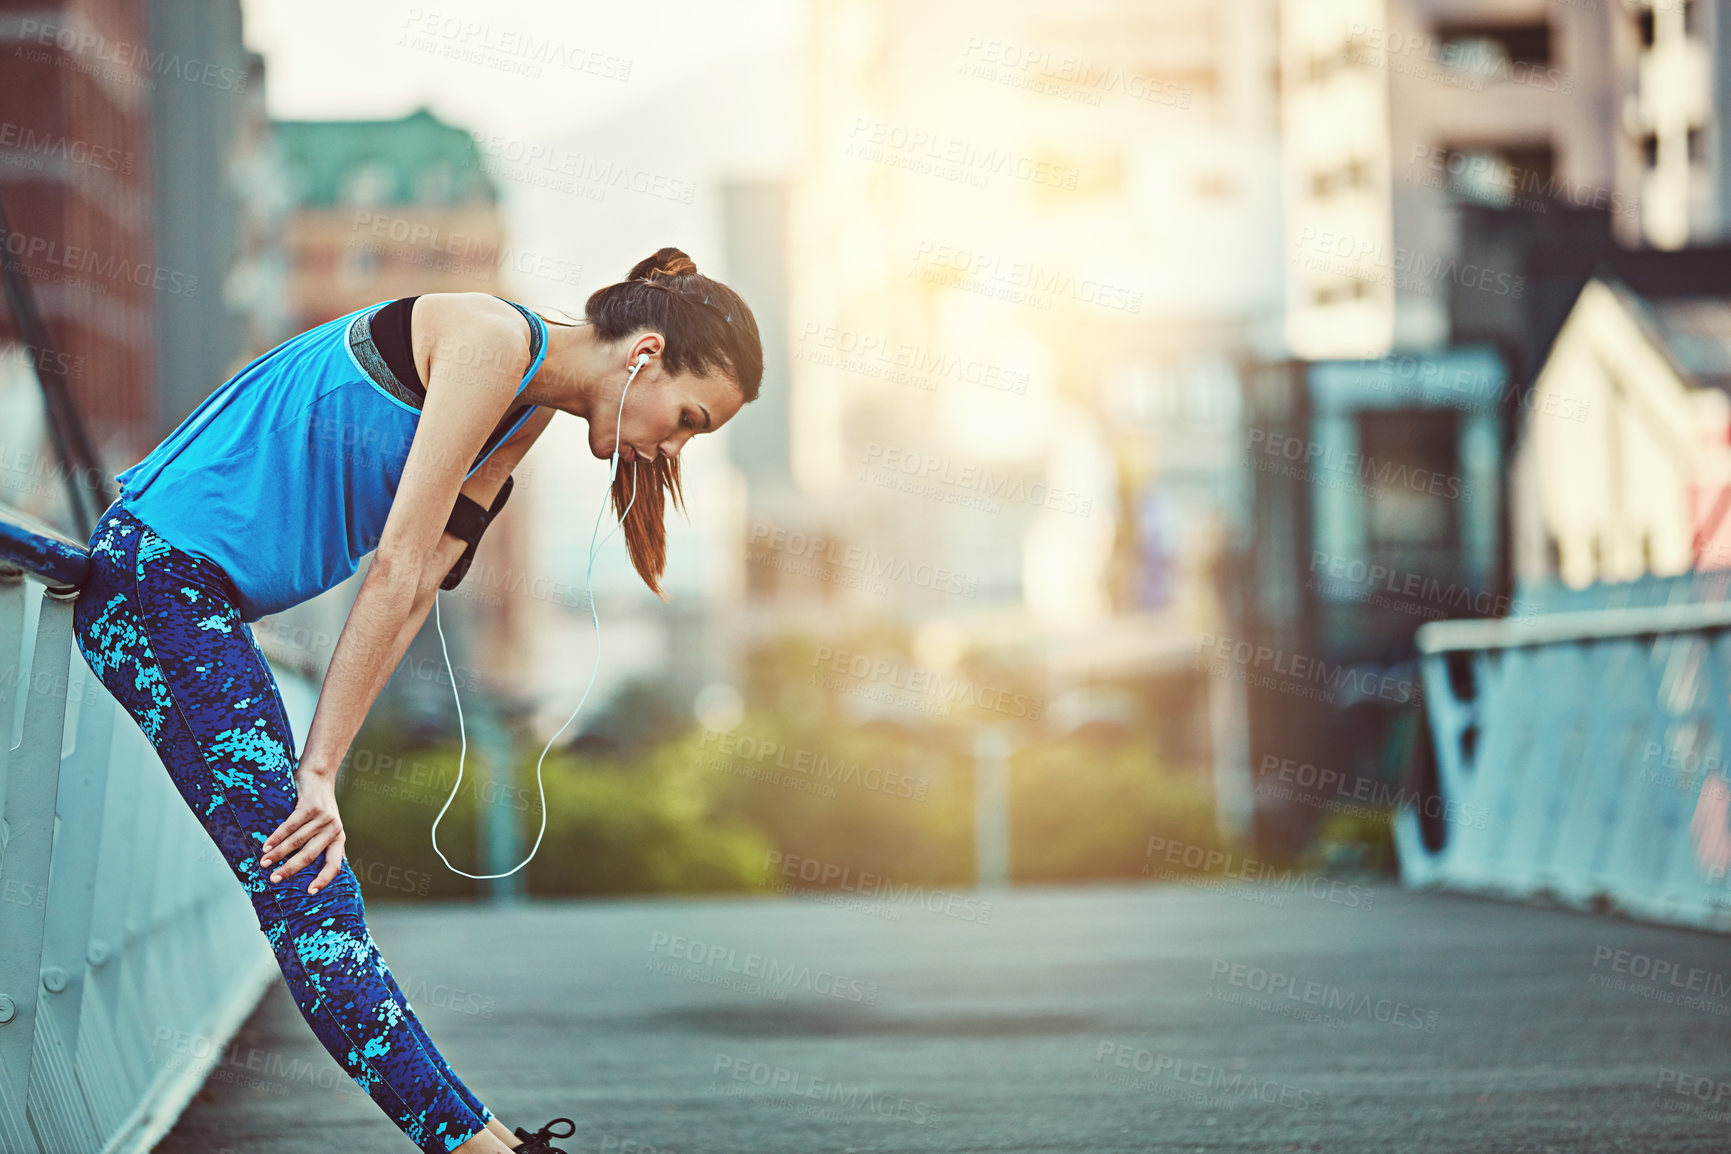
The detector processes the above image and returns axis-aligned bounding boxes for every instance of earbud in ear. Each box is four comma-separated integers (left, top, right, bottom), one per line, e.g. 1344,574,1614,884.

633,352,650,369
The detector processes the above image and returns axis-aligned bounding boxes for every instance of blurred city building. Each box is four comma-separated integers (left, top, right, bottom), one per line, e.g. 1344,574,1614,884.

1254,0,1731,855
787,0,1283,784
1,0,286,531
1281,0,1731,360
1239,347,1508,855
0,0,159,523
147,2,290,433
1513,271,1731,587
1283,0,1617,357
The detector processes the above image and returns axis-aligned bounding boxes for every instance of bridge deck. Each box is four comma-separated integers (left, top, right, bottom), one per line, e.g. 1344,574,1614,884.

162,882,1730,1152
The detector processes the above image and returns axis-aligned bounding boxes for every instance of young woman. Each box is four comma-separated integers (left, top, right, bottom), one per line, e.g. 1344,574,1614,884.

71,248,763,1154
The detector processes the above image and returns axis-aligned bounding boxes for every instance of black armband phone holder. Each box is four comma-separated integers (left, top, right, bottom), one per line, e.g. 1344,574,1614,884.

441,475,514,591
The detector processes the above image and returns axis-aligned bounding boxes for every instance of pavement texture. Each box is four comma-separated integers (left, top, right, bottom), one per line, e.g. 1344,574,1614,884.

159,880,1731,1153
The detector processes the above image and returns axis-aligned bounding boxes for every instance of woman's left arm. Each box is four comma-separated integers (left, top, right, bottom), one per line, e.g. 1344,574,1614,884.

260,298,552,893
261,407,554,894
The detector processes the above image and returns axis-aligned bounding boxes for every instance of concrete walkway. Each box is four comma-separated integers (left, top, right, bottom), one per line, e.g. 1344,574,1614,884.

162,880,1731,1153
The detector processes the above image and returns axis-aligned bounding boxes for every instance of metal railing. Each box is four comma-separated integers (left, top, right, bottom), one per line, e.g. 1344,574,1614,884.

1394,573,1731,933
0,504,316,1154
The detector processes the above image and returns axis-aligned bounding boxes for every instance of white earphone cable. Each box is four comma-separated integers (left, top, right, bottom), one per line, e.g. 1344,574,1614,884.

428,353,647,879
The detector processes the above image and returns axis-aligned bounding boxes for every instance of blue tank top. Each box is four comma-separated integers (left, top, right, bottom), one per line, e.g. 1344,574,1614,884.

114,296,550,622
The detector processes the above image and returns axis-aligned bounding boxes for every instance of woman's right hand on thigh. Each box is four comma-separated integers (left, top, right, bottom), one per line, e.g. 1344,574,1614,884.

261,767,347,895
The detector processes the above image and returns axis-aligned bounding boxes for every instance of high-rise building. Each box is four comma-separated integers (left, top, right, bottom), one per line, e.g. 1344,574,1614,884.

0,0,159,508
788,0,1282,644
147,2,291,433
1281,0,1626,357
1281,0,1731,359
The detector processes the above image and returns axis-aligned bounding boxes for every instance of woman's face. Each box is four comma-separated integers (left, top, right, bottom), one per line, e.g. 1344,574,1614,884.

588,348,745,466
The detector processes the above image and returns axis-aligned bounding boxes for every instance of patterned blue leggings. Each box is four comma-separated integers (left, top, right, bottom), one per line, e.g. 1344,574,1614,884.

72,503,495,1154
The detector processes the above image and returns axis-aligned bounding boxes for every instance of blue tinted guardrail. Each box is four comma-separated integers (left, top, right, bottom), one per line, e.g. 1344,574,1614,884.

1396,580,1731,933
0,502,315,1153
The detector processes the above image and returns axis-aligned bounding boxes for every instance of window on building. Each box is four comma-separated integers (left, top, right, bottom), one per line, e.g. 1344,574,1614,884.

1355,408,1463,573
416,161,455,205
1314,278,1374,306
1434,20,1551,70
1688,126,1707,164
1311,158,1372,199
1434,142,1555,207
1305,41,1354,85
1642,132,1660,168
341,160,396,206
1636,7,1656,49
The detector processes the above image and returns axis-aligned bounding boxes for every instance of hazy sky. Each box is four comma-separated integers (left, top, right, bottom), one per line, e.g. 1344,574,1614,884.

239,0,800,139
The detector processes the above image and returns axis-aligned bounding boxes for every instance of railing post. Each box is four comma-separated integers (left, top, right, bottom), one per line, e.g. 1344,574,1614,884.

0,577,76,1154
26,636,115,1153
76,706,145,1136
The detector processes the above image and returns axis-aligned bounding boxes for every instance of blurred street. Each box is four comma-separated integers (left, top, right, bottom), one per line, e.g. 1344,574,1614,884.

163,882,1730,1153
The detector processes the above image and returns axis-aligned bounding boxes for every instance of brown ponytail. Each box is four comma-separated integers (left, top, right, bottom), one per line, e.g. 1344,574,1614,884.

534,247,762,600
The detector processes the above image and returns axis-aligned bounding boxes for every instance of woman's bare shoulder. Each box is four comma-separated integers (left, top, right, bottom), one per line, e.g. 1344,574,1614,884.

415,290,529,340
411,292,533,380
